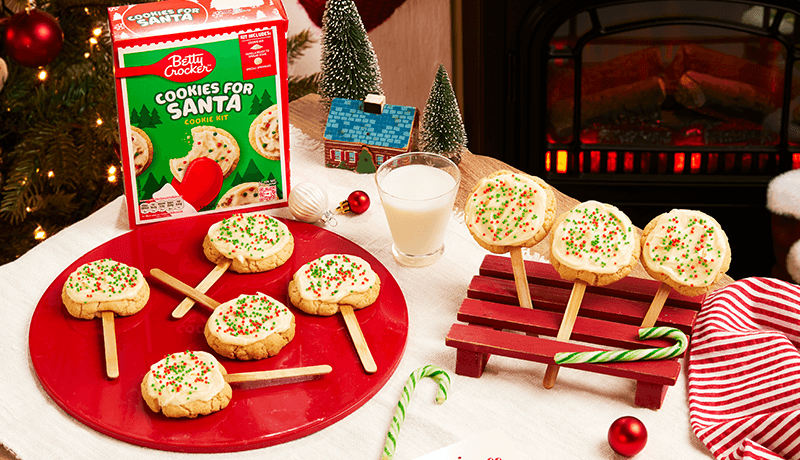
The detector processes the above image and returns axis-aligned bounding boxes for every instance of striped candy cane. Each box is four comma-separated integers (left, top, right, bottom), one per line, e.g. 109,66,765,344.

554,327,688,365
382,365,451,460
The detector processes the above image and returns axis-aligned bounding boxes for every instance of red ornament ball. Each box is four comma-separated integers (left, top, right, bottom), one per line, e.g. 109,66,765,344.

608,416,647,457
347,190,370,214
3,9,64,68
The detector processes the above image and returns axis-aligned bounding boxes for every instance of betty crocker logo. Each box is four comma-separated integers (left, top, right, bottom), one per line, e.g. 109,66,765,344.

161,48,216,82
115,48,217,83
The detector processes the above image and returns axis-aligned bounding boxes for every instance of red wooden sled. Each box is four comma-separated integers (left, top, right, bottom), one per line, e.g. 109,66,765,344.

445,255,704,409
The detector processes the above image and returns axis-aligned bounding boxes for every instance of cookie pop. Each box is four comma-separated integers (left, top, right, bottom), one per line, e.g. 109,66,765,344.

151,269,296,361
464,170,556,308
204,293,296,360
288,254,381,373
639,209,731,327
141,350,331,418
62,258,149,379
544,200,640,388
172,211,294,318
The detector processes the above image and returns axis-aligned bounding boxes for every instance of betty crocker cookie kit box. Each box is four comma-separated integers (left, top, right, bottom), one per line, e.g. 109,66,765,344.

108,0,290,228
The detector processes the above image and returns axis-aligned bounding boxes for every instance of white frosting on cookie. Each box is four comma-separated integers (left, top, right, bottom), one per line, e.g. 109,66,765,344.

465,172,549,246
216,182,262,209
207,212,291,263
131,130,150,174
643,209,728,288
551,200,636,274
293,254,376,302
64,258,145,303
143,351,226,406
171,127,237,181
207,293,293,346
254,105,279,157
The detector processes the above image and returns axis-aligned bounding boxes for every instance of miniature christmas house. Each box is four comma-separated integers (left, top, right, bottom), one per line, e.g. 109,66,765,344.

323,96,418,173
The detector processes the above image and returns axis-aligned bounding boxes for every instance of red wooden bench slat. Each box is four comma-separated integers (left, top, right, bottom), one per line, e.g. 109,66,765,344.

467,275,697,334
445,323,681,386
479,255,705,311
457,298,685,356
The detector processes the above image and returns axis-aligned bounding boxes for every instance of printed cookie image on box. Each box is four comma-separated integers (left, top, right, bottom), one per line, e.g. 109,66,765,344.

108,0,290,228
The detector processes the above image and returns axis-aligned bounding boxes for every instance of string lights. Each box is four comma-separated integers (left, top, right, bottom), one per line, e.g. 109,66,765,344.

3,10,128,253
33,225,47,240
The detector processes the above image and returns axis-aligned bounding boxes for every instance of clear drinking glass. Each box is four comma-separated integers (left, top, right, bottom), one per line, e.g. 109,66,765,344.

375,152,461,267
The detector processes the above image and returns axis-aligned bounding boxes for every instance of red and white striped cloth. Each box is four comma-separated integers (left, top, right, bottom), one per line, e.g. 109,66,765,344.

689,277,800,460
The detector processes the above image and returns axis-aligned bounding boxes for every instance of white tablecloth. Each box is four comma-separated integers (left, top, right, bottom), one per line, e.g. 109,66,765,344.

0,126,714,460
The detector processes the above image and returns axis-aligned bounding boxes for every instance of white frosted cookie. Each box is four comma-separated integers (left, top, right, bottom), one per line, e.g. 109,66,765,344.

288,254,381,316
203,211,294,273
249,104,280,161
216,182,263,209
204,293,296,360
130,126,153,176
170,126,240,181
464,170,556,254
641,209,731,297
141,351,232,419
61,258,149,320
549,200,640,286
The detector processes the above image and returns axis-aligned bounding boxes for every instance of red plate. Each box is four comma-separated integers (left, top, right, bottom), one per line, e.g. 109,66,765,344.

29,212,408,453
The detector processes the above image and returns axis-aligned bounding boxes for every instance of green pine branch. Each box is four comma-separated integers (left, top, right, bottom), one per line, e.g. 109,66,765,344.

287,29,320,101
287,29,316,65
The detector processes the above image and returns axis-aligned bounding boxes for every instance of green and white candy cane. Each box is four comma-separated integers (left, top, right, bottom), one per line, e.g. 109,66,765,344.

554,327,688,365
382,365,451,460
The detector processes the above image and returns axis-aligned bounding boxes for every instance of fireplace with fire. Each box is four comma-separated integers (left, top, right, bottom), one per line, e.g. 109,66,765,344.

460,0,800,279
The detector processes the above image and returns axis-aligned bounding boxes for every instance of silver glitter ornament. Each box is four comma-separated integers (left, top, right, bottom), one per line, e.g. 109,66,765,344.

288,182,336,225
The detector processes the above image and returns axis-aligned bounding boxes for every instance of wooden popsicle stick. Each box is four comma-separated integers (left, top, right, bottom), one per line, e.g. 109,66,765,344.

509,247,533,309
640,282,672,328
224,364,333,385
543,279,587,388
339,304,377,374
172,260,231,318
150,268,220,311
101,311,119,379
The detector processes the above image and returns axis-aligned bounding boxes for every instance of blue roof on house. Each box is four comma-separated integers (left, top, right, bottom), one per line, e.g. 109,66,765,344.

324,98,416,149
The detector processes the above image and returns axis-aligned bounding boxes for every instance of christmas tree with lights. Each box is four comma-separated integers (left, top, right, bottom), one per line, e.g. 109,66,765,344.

317,0,382,110
0,0,122,264
0,1,318,264
420,64,467,165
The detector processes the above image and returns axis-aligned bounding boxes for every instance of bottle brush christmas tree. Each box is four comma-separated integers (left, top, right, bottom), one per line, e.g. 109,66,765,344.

0,0,318,265
420,64,467,165
317,0,382,110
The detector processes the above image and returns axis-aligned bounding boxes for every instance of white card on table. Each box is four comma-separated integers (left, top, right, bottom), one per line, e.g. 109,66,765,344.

413,428,525,460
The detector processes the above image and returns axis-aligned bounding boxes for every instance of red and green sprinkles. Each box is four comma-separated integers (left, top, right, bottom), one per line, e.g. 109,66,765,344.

210,213,287,259
66,259,140,302
557,203,633,269
300,254,373,299
194,131,233,163
211,294,290,338
645,211,725,286
148,351,218,401
467,174,543,244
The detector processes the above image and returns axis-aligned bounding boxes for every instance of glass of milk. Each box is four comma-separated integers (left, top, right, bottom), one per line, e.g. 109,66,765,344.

375,152,461,267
